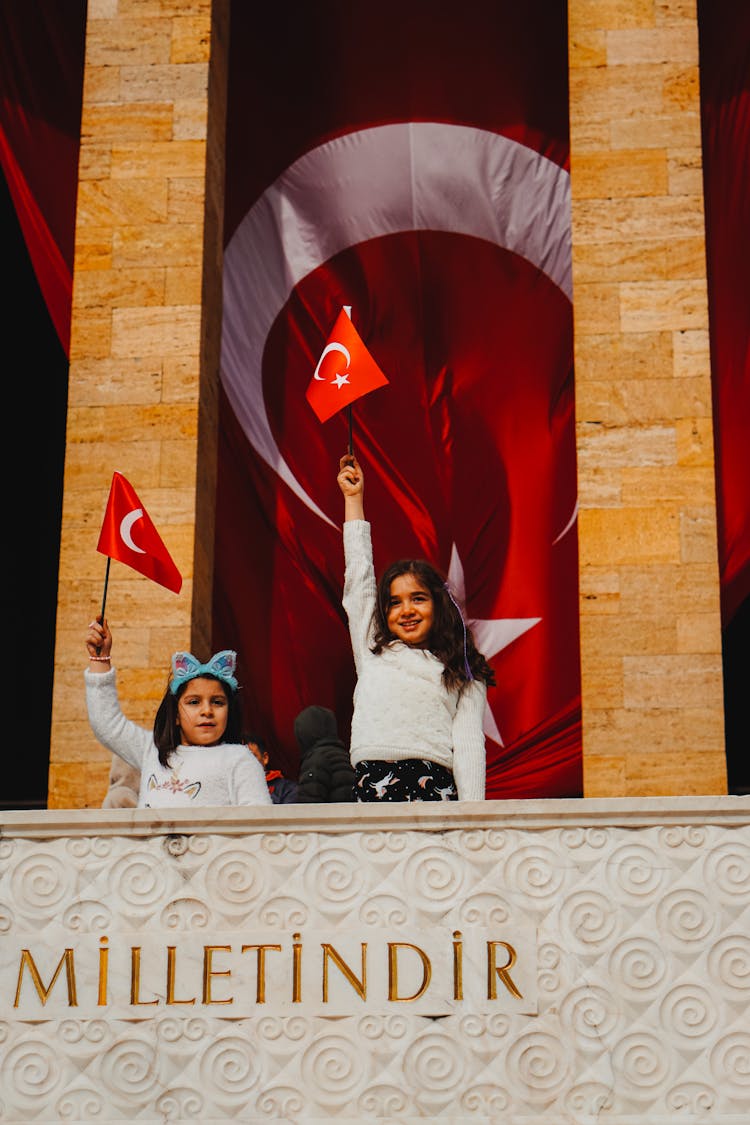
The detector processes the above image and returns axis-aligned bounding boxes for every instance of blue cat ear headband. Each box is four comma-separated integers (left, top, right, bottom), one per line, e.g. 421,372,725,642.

170,650,239,695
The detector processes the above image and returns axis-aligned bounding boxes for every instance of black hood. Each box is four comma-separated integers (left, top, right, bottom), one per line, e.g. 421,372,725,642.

294,705,340,753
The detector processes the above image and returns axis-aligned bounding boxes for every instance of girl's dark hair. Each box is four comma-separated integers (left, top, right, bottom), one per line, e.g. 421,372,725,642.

153,676,243,767
371,559,496,693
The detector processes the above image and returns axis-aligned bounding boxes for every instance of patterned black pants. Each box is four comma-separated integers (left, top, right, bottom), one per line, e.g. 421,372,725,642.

354,759,458,802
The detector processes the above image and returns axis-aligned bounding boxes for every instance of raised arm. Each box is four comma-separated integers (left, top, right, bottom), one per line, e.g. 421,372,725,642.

86,616,113,673
337,454,365,522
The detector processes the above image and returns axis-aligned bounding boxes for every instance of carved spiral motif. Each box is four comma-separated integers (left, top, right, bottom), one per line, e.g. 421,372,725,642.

304,846,367,907
99,1036,160,1098
204,848,266,906
155,1016,209,1043
402,845,465,904
608,937,667,994
656,889,714,945
55,1088,105,1119
458,892,510,926
262,833,308,856
560,985,618,1043
659,825,708,849
362,831,408,854
356,1084,409,1115
610,1032,670,1090
255,1085,306,1116
300,1033,364,1098
709,1031,750,1090
359,1013,408,1040
154,1087,204,1118
558,889,618,948
505,1031,569,1100
164,835,189,856
403,1030,465,1093
199,1034,261,1096
460,1083,509,1112
538,941,563,994
707,933,750,990
59,1018,108,1045
606,843,665,901
161,897,210,929
10,852,72,912
660,983,717,1039
703,839,750,899
359,894,408,926
259,895,308,927
666,1081,715,1113
256,1016,307,1042
62,899,112,931
108,851,170,909
503,844,564,902
0,902,12,932
560,827,608,850
563,1081,614,1114
459,829,507,852
2,1038,62,1101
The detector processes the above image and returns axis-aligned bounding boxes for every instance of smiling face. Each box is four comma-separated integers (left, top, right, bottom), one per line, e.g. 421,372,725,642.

386,573,435,648
176,677,230,746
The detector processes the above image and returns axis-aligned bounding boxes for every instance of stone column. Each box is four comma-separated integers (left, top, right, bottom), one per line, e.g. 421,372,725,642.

568,0,727,795
48,0,229,808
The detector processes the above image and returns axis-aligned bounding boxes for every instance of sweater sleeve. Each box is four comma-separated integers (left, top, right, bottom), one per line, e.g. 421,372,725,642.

84,666,153,772
342,520,377,674
227,750,274,806
451,680,488,801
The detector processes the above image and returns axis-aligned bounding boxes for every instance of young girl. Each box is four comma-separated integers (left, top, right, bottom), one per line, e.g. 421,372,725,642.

337,454,496,802
84,619,272,809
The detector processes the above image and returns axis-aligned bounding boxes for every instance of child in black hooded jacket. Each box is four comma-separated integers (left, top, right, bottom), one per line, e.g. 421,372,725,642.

294,705,355,803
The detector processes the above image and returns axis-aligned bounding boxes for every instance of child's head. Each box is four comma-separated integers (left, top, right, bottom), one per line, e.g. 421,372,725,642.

244,733,269,772
372,560,496,691
153,650,243,763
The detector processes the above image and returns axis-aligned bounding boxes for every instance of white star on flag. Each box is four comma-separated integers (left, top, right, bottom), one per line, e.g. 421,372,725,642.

448,543,541,747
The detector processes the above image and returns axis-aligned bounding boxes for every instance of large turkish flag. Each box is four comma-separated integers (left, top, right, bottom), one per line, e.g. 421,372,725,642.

214,1,582,796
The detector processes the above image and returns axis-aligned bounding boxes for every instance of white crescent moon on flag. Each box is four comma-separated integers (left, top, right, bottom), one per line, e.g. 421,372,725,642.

120,509,146,554
221,122,572,527
314,341,351,381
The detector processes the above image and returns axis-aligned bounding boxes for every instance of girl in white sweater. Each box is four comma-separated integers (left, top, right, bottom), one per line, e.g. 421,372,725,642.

85,620,272,809
337,455,496,803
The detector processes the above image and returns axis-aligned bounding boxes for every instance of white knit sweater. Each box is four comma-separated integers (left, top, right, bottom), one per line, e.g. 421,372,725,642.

84,667,272,809
343,520,487,801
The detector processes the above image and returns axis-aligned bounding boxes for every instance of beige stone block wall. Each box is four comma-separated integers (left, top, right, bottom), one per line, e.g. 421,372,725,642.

49,0,227,809
569,0,727,795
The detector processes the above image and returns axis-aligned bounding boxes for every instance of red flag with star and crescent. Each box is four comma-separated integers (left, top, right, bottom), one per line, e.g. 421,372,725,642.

306,308,389,423
97,472,182,594
215,1,583,796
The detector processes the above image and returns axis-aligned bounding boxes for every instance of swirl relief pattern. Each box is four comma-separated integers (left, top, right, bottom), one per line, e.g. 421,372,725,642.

0,811,748,1121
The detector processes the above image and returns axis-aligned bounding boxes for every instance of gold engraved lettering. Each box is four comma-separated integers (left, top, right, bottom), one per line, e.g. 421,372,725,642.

166,946,196,1005
387,943,431,1002
14,948,78,1007
487,941,523,999
97,936,109,1006
130,947,159,1006
292,932,302,1002
321,943,367,1001
202,945,234,1005
240,944,281,1003
452,930,463,1001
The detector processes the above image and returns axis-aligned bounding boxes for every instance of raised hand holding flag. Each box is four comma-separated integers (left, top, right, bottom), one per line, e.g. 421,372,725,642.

97,472,182,595
306,306,389,425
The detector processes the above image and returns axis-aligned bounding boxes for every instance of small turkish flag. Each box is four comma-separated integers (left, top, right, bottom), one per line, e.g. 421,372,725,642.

305,307,389,423
96,472,182,594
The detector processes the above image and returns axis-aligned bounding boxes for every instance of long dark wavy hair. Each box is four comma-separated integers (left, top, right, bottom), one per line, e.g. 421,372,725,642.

371,559,496,694
152,675,244,767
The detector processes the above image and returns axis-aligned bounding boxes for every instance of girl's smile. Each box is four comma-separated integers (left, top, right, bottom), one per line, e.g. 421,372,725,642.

387,574,434,648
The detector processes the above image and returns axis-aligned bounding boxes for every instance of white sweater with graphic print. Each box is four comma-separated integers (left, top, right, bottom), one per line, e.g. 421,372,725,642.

85,667,272,809
343,520,487,801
